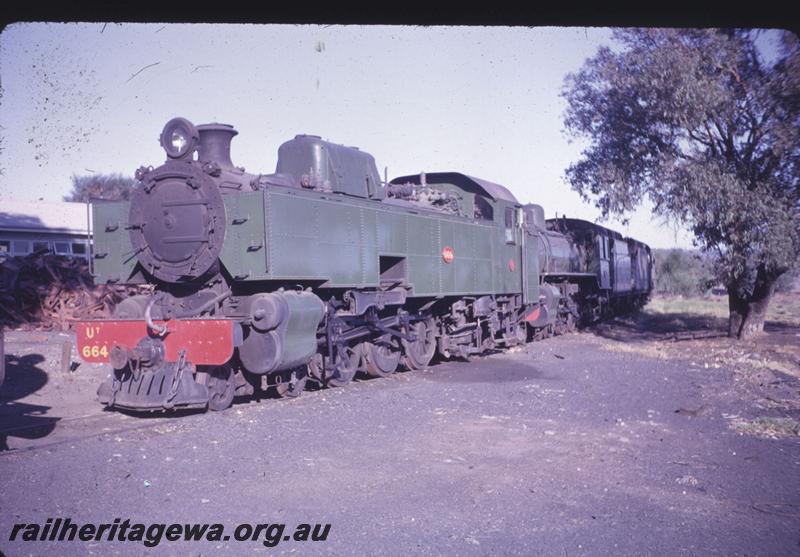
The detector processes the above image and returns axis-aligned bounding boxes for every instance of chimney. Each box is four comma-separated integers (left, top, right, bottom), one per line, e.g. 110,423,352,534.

197,123,238,169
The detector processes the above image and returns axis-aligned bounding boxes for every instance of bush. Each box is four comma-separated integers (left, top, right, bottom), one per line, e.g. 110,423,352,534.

653,249,715,297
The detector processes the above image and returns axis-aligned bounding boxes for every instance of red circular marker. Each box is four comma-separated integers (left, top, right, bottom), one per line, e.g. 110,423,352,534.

508,259,516,272
442,246,454,264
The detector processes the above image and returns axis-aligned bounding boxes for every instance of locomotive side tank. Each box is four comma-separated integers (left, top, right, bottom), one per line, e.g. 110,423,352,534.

96,135,529,298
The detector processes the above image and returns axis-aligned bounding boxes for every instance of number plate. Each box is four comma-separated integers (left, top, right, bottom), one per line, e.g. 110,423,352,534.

74,319,235,365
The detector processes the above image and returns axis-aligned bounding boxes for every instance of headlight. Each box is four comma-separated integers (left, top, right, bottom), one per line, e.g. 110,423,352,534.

160,117,199,159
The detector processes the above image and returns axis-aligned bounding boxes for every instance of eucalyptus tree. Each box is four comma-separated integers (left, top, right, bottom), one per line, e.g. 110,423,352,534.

562,28,800,339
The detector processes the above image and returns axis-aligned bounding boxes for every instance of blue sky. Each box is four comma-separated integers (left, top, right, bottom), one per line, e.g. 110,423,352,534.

0,23,699,247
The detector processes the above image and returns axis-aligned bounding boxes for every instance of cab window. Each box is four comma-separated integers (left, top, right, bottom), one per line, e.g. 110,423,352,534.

474,196,494,221
504,207,515,244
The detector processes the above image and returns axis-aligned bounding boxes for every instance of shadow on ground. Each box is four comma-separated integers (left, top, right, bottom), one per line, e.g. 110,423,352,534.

589,309,729,344
589,306,800,351
0,353,60,451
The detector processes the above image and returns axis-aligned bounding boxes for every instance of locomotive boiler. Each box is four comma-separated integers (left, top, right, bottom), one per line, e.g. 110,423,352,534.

75,117,652,413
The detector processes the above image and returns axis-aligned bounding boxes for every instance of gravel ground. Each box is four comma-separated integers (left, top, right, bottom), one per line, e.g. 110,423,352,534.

1,330,799,556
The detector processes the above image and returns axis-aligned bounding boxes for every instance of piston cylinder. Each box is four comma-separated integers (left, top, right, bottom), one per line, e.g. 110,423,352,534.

238,290,324,375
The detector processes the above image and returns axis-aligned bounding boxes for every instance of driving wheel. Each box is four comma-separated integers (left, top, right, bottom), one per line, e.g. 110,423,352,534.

401,318,437,370
364,335,401,378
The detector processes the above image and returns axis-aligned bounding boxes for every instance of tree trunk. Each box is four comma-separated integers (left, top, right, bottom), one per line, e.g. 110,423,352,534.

727,286,746,337
727,265,779,340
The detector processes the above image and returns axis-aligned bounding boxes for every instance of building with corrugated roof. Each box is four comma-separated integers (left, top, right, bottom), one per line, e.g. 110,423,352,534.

0,200,91,259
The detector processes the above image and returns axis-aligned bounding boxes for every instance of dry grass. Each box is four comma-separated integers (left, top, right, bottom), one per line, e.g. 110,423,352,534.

598,341,671,360
732,417,800,439
646,292,800,327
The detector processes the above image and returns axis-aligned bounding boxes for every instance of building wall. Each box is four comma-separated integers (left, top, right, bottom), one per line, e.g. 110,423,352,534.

0,199,92,259
0,230,90,259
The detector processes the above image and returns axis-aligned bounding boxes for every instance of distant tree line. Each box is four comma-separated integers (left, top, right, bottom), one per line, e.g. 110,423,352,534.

653,249,798,297
653,249,716,297
64,173,135,202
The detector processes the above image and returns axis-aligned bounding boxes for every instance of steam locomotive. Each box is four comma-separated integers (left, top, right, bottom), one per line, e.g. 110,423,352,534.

75,117,653,412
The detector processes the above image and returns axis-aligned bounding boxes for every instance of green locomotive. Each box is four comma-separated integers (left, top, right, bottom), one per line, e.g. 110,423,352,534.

76,117,652,412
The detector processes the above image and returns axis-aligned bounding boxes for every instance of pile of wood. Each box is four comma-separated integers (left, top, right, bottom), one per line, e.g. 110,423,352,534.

0,253,150,331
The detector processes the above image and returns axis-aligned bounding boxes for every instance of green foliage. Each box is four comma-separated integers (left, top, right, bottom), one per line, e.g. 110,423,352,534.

562,29,800,301
653,249,715,296
64,173,135,202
